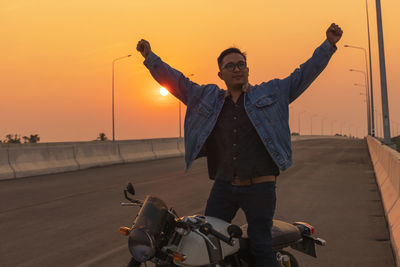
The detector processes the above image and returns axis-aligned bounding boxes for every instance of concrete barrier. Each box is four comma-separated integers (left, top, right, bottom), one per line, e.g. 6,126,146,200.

8,145,79,178
177,139,185,156
152,138,180,159
0,147,15,180
0,138,185,180
291,135,348,141
75,142,123,169
367,136,400,266
118,140,155,163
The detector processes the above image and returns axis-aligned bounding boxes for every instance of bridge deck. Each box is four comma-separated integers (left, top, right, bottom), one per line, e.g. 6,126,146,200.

0,138,395,266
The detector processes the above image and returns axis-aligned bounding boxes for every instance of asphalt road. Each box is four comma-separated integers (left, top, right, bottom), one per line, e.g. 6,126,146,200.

0,138,395,266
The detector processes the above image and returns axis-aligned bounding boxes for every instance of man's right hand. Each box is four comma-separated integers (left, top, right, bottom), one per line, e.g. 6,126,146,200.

136,39,151,59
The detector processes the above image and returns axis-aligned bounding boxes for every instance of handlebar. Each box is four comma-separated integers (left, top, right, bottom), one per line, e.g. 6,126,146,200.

200,223,235,246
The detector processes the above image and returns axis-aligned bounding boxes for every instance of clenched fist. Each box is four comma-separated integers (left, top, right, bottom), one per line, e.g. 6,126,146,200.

326,23,343,46
136,39,151,59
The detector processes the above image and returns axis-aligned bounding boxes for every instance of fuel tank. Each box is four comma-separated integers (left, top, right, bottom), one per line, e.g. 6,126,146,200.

174,216,240,266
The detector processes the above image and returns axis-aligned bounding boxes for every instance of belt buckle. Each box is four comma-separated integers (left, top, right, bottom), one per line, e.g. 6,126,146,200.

231,178,240,186
231,177,250,187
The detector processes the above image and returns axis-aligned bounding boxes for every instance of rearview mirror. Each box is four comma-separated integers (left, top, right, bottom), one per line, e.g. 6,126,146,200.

127,183,135,195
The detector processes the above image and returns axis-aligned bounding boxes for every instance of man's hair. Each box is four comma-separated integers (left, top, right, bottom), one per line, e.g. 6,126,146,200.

217,47,247,70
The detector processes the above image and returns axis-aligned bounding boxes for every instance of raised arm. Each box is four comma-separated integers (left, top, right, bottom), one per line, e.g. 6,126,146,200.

279,23,343,103
137,39,201,105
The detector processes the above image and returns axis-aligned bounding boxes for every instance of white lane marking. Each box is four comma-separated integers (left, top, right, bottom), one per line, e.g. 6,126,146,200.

75,244,127,267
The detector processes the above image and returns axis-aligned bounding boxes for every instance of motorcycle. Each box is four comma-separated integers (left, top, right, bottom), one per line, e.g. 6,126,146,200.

118,183,326,267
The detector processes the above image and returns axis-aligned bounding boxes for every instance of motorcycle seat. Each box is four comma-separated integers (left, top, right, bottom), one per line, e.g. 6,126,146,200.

239,219,301,249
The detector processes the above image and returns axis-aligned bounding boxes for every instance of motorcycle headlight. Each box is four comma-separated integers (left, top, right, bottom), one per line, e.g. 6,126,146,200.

128,228,156,262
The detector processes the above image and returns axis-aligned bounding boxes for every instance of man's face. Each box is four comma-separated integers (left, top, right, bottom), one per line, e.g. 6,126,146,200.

218,53,249,88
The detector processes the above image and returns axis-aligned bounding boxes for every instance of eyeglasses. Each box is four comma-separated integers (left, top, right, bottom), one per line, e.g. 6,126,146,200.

222,61,247,72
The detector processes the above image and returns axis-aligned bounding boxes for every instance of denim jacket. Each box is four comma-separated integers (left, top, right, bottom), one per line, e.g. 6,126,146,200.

144,40,336,171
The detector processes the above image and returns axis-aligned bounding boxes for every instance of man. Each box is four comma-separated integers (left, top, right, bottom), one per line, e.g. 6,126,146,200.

137,23,342,266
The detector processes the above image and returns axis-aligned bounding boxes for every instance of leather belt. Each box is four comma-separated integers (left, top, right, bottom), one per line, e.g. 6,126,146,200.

231,175,276,186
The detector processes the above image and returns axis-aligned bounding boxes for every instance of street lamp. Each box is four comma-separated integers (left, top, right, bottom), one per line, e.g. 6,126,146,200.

311,114,318,135
349,124,354,138
298,111,306,135
112,54,131,141
354,83,368,104
350,69,371,135
344,44,375,136
340,121,345,136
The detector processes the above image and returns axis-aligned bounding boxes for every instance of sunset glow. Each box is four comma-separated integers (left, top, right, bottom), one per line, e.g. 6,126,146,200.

1,1,399,141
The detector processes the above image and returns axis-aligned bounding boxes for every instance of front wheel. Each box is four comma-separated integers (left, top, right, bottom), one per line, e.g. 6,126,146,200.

277,250,299,267
127,257,141,267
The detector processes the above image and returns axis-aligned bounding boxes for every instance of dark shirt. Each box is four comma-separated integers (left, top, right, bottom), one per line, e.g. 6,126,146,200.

204,92,280,182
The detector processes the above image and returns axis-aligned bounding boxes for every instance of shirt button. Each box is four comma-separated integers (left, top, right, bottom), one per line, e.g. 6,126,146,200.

233,116,237,120
233,129,237,133
233,157,237,160
233,143,237,147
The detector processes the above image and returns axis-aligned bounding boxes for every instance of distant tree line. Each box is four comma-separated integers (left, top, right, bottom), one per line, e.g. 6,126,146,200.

1,133,109,143
1,134,40,144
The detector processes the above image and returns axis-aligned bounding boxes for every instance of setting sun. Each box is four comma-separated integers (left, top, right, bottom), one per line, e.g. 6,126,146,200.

160,87,169,96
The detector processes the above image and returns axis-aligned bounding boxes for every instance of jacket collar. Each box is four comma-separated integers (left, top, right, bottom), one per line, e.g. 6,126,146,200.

224,83,252,98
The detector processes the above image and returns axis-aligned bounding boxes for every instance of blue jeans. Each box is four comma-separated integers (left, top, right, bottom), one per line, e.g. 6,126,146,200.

205,180,277,267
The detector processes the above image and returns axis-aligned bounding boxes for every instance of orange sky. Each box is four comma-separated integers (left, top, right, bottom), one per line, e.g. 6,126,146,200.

1,0,399,142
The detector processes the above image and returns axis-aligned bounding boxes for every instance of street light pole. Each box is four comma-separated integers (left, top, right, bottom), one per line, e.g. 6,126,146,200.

365,0,375,137
355,83,368,103
311,114,318,135
340,122,344,136
345,45,371,136
349,124,354,138
375,0,392,144
350,69,370,135
375,110,381,138
299,111,306,135
112,54,131,142
374,109,378,137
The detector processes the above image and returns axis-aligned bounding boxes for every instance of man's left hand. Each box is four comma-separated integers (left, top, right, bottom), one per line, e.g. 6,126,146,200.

326,23,343,46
